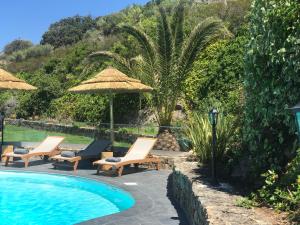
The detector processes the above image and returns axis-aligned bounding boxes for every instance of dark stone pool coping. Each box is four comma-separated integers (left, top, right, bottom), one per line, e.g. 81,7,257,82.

0,161,188,225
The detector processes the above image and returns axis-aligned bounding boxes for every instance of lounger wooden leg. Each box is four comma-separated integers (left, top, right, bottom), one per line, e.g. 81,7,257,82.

96,165,101,175
134,164,139,170
156,162,160,170
24,158,29,168
117,166,124,177
73,160,79,174
5,156,10,166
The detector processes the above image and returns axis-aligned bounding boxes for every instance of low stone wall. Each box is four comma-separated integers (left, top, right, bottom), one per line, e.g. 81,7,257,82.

171,161,277,225
171,162,208,225
5,119,187,151
5,119,150,143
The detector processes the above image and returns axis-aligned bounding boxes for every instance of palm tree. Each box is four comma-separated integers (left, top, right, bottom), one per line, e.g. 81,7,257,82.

90,1,230,130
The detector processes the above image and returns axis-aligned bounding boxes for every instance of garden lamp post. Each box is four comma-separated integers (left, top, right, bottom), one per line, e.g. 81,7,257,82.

290,102,300,143
209,108,218,185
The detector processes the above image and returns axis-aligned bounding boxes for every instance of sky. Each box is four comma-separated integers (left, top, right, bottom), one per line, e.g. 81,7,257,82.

0,0,150,51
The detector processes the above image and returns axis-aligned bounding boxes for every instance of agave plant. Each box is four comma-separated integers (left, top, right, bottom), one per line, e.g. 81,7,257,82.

90,1,230,128
185,111,236,163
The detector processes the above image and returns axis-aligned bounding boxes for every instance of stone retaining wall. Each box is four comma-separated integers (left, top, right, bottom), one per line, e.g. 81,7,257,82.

5,119,150,143
171,162,208,225
6,119,186,151
171,161,277,225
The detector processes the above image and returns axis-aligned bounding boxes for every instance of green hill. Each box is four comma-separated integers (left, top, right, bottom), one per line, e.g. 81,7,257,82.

0,0,250,124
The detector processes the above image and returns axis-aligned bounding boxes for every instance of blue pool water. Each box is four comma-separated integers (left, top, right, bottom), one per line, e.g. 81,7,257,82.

0,171,135,225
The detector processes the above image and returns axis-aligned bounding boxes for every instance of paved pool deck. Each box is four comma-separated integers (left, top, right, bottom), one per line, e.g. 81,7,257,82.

0,160,188,225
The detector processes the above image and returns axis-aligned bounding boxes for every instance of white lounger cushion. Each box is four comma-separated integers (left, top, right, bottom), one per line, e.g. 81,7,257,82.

95,137,157,165
123,138,157,161
5,136,65,157
31,136,65,153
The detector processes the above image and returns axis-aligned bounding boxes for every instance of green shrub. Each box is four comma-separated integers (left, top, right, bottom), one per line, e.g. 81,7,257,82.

235,197,258,209
49,94,108,123
8,44,53,62
253,149,300,222
184,35,247,116
4,39,33,55
238,1,300,220
16,71,63,119
243,0,300,179
185,0,250,35
184,111,236,163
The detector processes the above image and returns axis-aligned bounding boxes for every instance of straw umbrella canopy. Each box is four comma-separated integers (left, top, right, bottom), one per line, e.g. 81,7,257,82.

0,68,37,91
69,67,153,145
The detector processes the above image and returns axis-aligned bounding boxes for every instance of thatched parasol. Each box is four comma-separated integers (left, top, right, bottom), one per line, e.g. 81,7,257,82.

69,67,153,145
0,69,37,91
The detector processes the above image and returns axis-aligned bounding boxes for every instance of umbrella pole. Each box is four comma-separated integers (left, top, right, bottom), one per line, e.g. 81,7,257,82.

109,94,114,147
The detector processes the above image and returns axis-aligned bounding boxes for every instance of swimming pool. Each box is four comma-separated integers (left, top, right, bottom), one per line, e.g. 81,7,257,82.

0,171,135,225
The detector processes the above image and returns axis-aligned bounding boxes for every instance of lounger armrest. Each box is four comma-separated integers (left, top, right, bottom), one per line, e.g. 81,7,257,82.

51,155,81,162
93,160,104,165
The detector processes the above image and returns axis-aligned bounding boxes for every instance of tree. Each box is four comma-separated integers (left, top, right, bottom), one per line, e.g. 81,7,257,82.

41,16,97,48
4,40,33,55
90,1,230,128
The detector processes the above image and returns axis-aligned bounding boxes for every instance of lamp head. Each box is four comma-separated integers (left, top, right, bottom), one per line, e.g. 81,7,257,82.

290,102,300,142
209,108,218,125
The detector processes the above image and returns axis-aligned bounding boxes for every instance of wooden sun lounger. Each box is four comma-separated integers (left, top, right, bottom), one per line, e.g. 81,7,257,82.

51,155,81,173
50,140,111,173
3,136,65,168
93,137,160,177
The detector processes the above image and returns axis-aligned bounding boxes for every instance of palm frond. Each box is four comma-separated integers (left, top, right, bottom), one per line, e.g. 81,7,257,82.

170,1,184,58
89,51,132,75
129,55,156,86
178,18,231,83
119,25,157,69
157,7,173,79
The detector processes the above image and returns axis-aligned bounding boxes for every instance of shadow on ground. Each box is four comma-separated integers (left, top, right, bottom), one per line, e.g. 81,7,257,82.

190,166,243,195
167,173,189,225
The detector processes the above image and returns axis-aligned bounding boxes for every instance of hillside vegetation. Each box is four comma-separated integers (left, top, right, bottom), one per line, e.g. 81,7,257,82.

0,0,249,124
1,0,300,221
